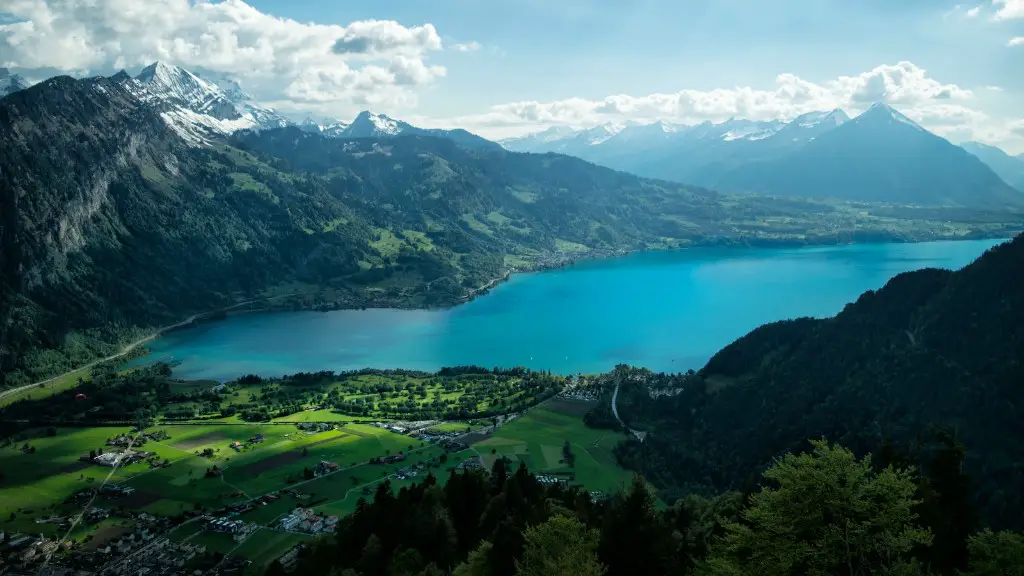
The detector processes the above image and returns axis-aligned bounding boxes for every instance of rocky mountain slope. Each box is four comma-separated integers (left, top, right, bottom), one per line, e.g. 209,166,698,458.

961,141,1024,192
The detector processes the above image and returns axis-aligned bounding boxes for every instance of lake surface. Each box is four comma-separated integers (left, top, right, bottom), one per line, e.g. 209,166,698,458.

138,239,1005,381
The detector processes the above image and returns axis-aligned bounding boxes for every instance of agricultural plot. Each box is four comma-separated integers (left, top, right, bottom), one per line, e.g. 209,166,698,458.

0,426,188,516
472,403,637,494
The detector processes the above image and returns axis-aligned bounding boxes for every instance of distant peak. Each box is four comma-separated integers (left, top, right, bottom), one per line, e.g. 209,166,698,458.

857,102,924,131
110,70,132,83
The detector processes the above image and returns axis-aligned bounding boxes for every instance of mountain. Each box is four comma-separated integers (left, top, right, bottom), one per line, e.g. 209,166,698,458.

0,68,29,97
961,141,1024,191
110,62,498,150
135,61,240,120
502,105,1022,208
3,73,884,388
606,233,1024,527
325,110,502,152
711,103,1023,207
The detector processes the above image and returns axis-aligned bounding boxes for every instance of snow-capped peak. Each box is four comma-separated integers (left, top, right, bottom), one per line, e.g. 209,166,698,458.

347,110,405,137
795,109,849,129
136,61,239,120
859,102,925,131
1,68,30,97
717,118,785,142
579,121,626,146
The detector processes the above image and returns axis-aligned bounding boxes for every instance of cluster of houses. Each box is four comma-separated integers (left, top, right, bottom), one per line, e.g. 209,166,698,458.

97,537,220,575
90,449,156,467
3,534,63,567
370,452,406,465
392,465,422,481
229,433,265,451
100,484,136,497
557,382,601,401
279,508,338,535
314,460,341,477
535,474,567,486
204,517,257,541
453,456,484,471
9,512,178,573
296,422,332,433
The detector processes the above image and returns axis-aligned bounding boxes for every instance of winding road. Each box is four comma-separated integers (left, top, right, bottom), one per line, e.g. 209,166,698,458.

0,293,306,404
611,375,646,443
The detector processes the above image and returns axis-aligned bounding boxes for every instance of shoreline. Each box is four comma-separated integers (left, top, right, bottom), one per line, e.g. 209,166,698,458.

10,231,1018,391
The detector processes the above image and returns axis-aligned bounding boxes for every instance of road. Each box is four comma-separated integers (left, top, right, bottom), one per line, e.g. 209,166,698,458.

0,293,306,404
611,375,646,443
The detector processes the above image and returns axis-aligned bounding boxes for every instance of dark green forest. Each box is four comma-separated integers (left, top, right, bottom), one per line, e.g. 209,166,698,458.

592,234,1024,530
280,441,1024,576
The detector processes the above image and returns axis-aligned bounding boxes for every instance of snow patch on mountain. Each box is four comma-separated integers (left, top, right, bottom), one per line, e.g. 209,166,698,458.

1,68,30,96
863,102,925,131
160,108,256,146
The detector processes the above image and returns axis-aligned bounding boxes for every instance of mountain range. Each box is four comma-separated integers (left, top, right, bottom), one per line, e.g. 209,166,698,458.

1,62,1022,388
3,61,1023,208
2,71,904,389
502,105,1024,208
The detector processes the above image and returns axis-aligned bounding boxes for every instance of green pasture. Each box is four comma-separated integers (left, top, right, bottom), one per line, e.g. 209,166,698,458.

0,367,90,408
472,404,637,494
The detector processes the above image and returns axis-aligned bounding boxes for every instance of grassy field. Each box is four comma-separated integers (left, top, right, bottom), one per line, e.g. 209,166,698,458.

0,367,90,408
471,399,637,494
0,422,430,539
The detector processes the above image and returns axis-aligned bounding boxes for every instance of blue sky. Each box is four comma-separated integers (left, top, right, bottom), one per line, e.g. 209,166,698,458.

2,0,1023,150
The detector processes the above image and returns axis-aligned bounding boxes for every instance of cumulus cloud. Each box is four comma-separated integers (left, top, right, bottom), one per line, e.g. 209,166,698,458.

452,41,482,52
993,0,1024,19
0,0,446,114
415,61,1022,153
1009,36,1024,46
966,5,983,17
471,62,972,129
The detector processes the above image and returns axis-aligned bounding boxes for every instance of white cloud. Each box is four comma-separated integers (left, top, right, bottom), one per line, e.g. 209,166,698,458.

967,4,983,16
452,41,481,52
993,0,1024,19
461,62,972,129
417,61,1024,154
0,0,446,115
1009,36,1024,45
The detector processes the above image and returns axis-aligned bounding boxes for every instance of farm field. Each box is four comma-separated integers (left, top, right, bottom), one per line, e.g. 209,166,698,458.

471,398,638,494
0,422,438,543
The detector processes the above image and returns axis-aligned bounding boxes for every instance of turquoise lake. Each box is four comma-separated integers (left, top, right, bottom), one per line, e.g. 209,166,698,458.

140,238,1006,381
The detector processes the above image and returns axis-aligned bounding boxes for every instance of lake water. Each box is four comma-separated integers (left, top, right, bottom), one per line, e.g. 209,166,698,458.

138,239,1005,381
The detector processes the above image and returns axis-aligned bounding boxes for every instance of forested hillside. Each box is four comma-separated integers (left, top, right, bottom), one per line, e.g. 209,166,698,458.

282,442,1024,576
599,234,1024,529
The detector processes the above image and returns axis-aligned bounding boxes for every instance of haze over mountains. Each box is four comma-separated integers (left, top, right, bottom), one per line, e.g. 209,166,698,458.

3,61,1021,208
503,104,1024,208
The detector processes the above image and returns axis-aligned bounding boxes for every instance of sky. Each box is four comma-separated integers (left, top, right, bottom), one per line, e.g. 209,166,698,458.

2,0,1024,153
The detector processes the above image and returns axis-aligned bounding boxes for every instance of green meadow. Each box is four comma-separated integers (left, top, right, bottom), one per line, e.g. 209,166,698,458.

471,399,637,494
